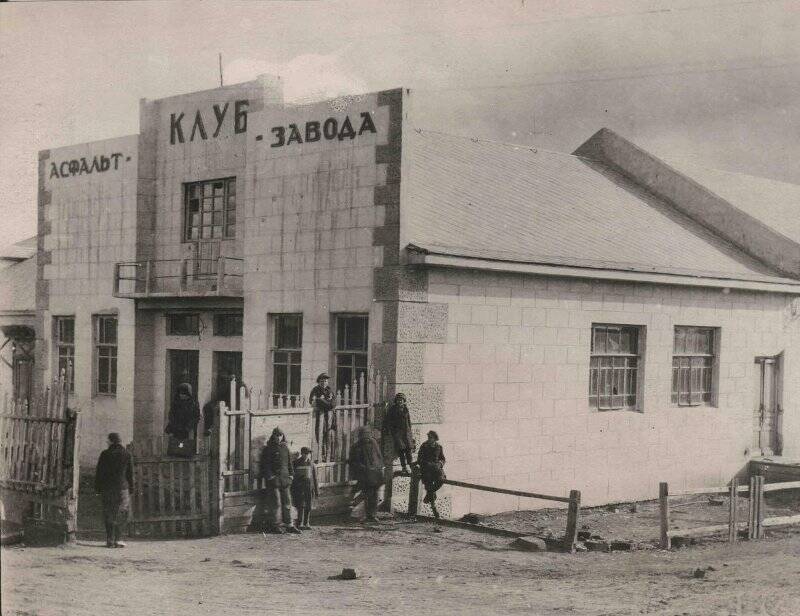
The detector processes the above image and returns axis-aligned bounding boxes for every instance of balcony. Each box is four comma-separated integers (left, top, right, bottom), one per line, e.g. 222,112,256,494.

113,257,243,299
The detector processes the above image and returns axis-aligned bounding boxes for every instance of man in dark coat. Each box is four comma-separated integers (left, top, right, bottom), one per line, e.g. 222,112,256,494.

95,433,133,548
417,431,446,519
309,373,335,460
348,426,384,523
166,382,200,440
383,392,415,475
260,427,300,534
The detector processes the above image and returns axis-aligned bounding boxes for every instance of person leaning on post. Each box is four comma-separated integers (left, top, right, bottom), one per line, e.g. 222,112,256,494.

260,427,301,534
95,433,133,548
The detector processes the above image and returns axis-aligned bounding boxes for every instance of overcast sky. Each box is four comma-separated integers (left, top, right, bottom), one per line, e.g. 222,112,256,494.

1,0,798,246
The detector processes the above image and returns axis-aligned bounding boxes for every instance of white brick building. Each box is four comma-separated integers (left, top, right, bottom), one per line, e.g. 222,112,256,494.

23,78,800,515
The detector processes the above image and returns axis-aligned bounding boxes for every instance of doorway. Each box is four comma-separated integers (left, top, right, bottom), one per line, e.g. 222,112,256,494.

754,354,783,456
168,349,199,411
213,351,242,408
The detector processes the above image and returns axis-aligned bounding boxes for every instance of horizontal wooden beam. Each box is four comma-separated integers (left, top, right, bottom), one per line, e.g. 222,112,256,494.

762,514,800,528
442,479,573,503
762,481,800,492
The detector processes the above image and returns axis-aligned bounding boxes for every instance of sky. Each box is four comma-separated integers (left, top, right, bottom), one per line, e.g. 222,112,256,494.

1,0,798,247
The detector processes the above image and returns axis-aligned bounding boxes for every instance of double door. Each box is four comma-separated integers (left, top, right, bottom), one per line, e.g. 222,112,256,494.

754,354,783,456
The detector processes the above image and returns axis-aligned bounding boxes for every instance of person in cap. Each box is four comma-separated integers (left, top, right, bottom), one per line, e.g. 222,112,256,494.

348,426,384,523
166,382,200,440
260,427,300,534
383,392,415,475
309,373,335,460
95,433,133,547
417,431,446,519
291,447,319,530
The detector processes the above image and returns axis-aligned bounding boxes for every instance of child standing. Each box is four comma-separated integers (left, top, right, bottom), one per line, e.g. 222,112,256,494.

292,447,319,530
417,431,446,519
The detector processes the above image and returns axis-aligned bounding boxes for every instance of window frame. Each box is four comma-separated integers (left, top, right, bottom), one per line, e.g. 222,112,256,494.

54,316,75,393
183,177,237,242
333,313,369,394
671,325,718,407
166,313,201,336
588,323,643,412
270,314,303,399
213,313,243,337
94,315,118,396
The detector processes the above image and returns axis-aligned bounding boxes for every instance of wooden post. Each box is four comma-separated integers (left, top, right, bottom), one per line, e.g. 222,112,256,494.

748,476,757,539
65,411,81,543
408,465,421,517
564,489,581,553
659,482,671,549
728,478,738,543
755,475,764,539
216,402,228,535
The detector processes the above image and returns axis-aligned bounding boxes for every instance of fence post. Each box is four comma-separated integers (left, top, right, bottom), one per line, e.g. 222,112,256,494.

216,401,228,535
659,482,671,549
748,476,757,539
728,478,738,543
408,465,421,517
65,411,81,543
755,475,764,539
564,489,581,553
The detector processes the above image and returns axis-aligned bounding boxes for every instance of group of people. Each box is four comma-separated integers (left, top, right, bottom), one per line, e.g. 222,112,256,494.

93,373,447,547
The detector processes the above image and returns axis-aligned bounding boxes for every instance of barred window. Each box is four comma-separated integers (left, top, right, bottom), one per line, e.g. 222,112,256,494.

334,314,368,392
167,313,200,336
589,324,641,411
95,316,117,395
672,326,716,406
55,317,75,393
271,314,302,399
184,177,236,241
214,313,243,337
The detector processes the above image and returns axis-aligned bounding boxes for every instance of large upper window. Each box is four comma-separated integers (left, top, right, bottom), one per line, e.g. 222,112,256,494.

167,313,200,336
672,326,716,406
271,314,302,399
214,313,243,337
54,316,75,392
334,315,368,393
184,177,236,241
95,316,118,395
589,324,642,411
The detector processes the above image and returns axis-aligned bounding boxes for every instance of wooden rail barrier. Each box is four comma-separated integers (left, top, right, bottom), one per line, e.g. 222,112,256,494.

659,476,800,548
408,469,582,552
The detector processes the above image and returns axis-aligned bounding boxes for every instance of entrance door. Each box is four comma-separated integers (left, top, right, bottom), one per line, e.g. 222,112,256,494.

213,351,242,408
754,354,783,456
168,349,199,410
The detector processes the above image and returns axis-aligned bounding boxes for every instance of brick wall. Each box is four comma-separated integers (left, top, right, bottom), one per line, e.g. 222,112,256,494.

37,135,139,465
410,267,799,516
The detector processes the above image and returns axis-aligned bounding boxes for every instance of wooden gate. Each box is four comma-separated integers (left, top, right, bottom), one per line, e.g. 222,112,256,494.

127,435,214,537
0,370,81,541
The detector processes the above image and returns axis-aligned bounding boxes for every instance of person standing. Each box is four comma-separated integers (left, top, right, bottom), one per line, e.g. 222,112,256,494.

260,427,300,534
348,426,384,524
309,373,335,460
417,431,446,519
383,392,415,475
291,447,319,530
166,382,200,440
95,433,133,548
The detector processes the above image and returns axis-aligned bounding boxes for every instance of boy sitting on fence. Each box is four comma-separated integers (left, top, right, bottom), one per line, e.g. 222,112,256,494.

292,447,319,530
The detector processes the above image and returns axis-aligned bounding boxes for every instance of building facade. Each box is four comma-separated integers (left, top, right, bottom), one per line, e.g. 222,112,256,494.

31,77,800,516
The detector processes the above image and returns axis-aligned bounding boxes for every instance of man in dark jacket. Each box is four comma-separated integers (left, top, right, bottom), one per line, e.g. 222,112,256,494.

383,392,415,475
95,433,133,548
260,427,300,534
166,382,200,440
348,426,384,523
309,373,335,461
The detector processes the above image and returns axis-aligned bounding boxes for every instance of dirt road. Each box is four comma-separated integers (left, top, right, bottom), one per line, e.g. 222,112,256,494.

3,520,800,616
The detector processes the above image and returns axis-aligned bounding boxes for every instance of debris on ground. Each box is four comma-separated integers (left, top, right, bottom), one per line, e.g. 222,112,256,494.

693,568,706,579
585,540,610,552
610,541,633,551
708,497,725,506
460,513,482,524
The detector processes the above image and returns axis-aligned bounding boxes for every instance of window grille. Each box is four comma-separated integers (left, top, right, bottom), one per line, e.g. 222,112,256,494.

672,326,715,406
95,316,117,395
589,324,641,411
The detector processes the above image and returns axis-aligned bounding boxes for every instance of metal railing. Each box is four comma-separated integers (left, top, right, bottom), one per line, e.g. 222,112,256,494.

113,257,243,298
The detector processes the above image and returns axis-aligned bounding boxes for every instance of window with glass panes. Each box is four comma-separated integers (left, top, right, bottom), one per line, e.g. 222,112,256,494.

213,313,243,337
54,317,75,392
589,324,641,411
166,313,200,336
334,315,368,392
184,178,236,241
672,326,716,406
95,316,117,395
271,314,302,398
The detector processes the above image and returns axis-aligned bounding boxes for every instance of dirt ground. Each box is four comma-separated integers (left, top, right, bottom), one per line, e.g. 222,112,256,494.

3,513,800,616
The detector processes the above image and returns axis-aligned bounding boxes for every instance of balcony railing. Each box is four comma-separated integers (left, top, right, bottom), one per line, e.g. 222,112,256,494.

113,257,243,298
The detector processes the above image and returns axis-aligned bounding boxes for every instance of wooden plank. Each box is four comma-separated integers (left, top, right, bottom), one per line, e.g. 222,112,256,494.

442,479,572,503
406,514,529,539
189,460,197,515
668,485,736,497
659,482,670,549
748,476,757,539
563,490,581,553
762,513,800,528
217,403,228,534
762,480,800,492
728,478,738,543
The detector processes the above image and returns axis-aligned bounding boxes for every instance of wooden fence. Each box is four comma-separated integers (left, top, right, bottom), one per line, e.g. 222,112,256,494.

408,471,582,552
659,477,800,548
0,370,81,541
126,435,214,537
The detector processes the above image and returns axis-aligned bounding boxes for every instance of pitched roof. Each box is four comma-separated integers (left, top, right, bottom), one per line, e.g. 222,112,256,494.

402,130,799,286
